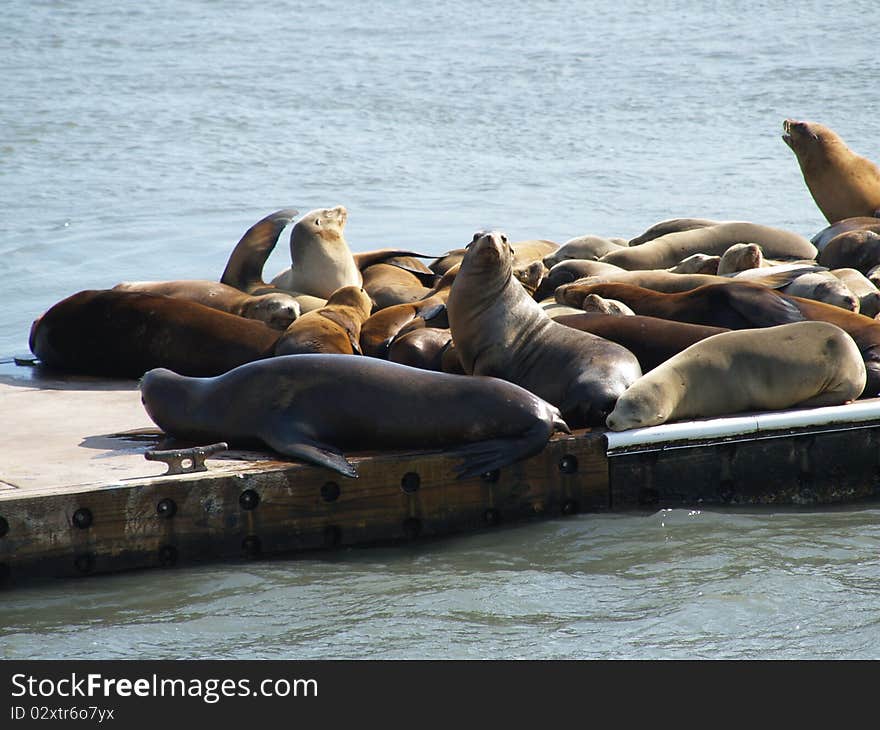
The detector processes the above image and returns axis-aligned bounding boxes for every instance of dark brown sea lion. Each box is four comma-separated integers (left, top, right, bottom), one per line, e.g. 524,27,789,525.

113,280,301,329
274,286,373,356
29,290,279,378
782,119,880,224
552,312,728,372
139,355,570,479
817,230,880,274
811,217,880,252
601,222,817,270
555,280,880,397
387,327,454,372
447,230,642,426
606,322,866,431
532,259,626,301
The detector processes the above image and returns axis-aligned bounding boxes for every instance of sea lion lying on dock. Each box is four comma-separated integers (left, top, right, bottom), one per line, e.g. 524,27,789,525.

140,355,570,478
606,321,866,430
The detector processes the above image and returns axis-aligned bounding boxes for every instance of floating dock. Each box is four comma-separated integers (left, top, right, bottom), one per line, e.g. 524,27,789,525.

1,358,879,586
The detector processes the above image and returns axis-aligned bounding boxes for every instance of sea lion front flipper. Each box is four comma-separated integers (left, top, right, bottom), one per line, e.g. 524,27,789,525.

450,421,553,480
724,285,806,327
221,207,300,293
261,432,358,478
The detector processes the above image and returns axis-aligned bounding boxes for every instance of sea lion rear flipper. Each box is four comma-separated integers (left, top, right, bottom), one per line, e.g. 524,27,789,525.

261,432,358,478
450,421,553,480
725,285,806,327
220,208,299,292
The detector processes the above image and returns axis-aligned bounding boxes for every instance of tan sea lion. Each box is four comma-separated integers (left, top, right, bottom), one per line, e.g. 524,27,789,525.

553,280,880,397
512,260,547,297
578,294,635,316
140,355,570,479
269,206,362,298
817,230,880,274
113,280,301,329
542,235,624,267
782,119,880,224
716,243,764,275
667,253,720,275
274,286,372,356
779,271,859,312
29,290,279,378
831,268,880,318
601,222,817,270
628,218,725,246
430,239,559,276
447,230,642,426
606,322,866,431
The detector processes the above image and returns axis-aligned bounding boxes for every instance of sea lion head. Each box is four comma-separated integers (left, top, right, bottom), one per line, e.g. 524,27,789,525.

140,368,200,437
512,260,546,296
718,242,764,274
605,380,670,431
326,285,374,319
293,206,348,245
782,119,838,161
462,230,514,278
243,292,302,329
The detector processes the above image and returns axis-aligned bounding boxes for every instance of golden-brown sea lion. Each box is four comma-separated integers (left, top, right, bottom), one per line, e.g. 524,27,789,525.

140,355,570,479
29,290,279,378
782,119,880,224
113,280,301,329
606,322,866,431
274,286,372,356
602,222,817,270
447,230,642,426
361,263,434,311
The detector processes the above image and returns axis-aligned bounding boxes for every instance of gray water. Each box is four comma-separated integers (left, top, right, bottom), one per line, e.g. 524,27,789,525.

2,0,880,659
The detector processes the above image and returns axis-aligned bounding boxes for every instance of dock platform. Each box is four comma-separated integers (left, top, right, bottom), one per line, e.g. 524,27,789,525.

1,358,878,586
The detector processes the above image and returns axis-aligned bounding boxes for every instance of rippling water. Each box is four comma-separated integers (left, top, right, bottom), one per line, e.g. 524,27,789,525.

2,0,880,659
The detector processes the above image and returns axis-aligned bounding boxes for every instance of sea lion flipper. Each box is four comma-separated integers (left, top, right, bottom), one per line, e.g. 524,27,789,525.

261,432,358,478
726,285,806,327
450,422,552,480
220,208,299,292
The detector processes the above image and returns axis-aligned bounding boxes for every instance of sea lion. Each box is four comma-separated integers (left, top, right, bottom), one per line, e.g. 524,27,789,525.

430,239,559,276
139,355,570,479
832,268,880,317
359,265,457,357
512,260,547,297
362,263,434,311
269,206,362,298
29,290,279,378
554,280,880,397
219,207,300,294
628,218,725,246
779,271,859,312
542,235,624,267
552,312,728,373
601,222,817,270
387,327,453,372
817,230,880,274
782,119,880,224
447,230,642,426
532,259,626,301
811,217,880,252
716,243,764,275
274,286,373,356
113,280,301,329
352,250,437,281
540,300,586,318
606,322,866,431
667,253,720,275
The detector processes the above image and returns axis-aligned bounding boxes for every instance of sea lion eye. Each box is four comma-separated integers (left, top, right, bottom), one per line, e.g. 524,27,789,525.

501,234,508,244
314,218,321,226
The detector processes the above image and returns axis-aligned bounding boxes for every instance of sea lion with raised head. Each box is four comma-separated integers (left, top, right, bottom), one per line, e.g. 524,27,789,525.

140,355,570,479
274,286,373,356
601,222,817,270
29,289,279,378
113,280,301,329
782,119,880,224
716,243,764,275
447,230,642,426
606,322,866,431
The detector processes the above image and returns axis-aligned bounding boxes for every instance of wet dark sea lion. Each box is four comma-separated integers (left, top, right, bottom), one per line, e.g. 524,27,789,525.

387,327,453,371
447,230,642,426
552,312,728,372
29,290,279,378
782,119,880,224
140,355,570,478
